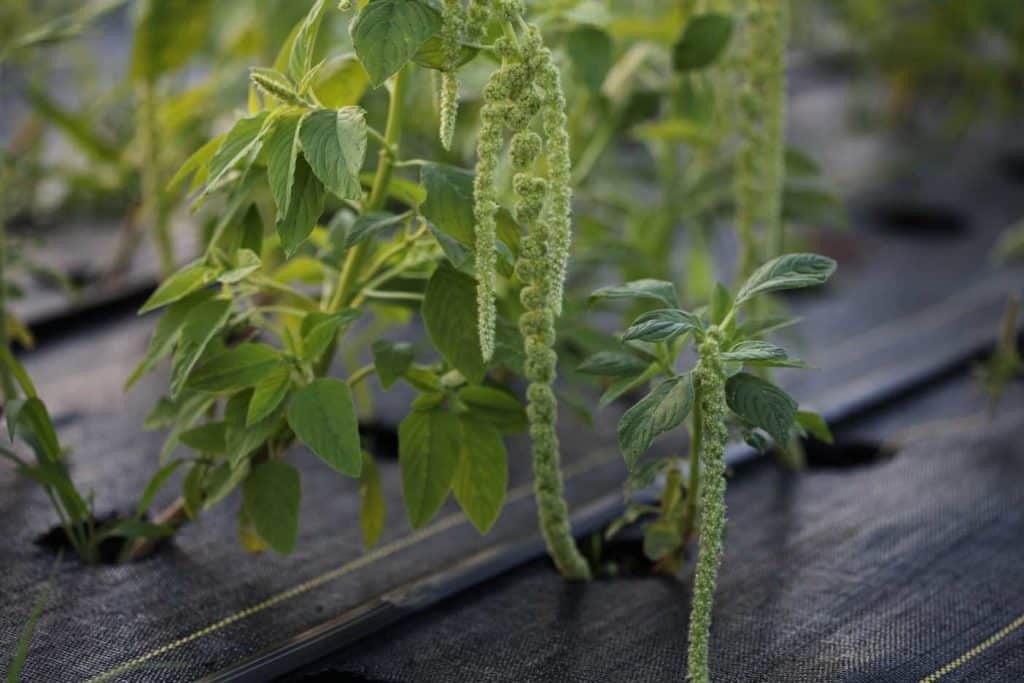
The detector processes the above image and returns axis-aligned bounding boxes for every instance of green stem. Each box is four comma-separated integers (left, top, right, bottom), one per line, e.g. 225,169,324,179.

137,80,175,277
331,66,408,312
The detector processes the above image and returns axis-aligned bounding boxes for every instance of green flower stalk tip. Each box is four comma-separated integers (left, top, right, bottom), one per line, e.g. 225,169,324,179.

687,330,728,683
439,0,465,151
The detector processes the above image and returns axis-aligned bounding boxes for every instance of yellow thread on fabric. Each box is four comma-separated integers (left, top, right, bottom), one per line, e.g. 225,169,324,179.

89,448,618,682
919,613,1024,683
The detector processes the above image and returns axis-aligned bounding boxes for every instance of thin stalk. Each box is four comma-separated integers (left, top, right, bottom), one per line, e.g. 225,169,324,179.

331,66,408,312
137,80,175,276
763,0,790,258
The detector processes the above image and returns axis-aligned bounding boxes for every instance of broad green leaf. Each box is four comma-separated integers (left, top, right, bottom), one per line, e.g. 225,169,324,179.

288,0,331,83
186,343,283,393
735,315,802,339
452,417,507,534
372,340,415,389
227,398,286,469
264,110,306,217
202,459,251,510
247,366,292,426
796,410,834,444
217,249,262,285
412,34,480,70
243,461,301,554
301,312,344,361
672,13,733,71
598,365,660,410
343,211,407,250
358,171,427,206
168,133,224,194
276,155,327,255
287,378,362,476
179,422,227,454
314,56,370,108
710,283,732,325
588,279,679,308
299,107,367,200
422,263,487,384
721,340,809,368
351,0,442,86
399,408,460,528
734,253,837,306
643,518,683,561
359,452,386,548
420,163,475,246
169,300,232,398
618,374,693,470
204,112,270,194
725,372,798,448
456,386,527,435
132,0,214,82
623,308,703,343
567,25,613,92
127,289,216,388
578,351,651,377
139,260,219,313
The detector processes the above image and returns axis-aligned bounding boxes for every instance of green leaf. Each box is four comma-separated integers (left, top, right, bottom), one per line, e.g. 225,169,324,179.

247,366,292,426
578,351,651,377
618,374,693,470
352,0,442,86
372,340,415,390
456,386,527,435
299,107,367,201
567,25,613,92
132,0,213,82
136,459,186,517
412,34,480,70
217,249,262,285
725,372,798,448
735,315,802,339
452,417,507,534
710,283,732,325
276,155,327,255
287,378,362,476
313,56,370,108
672,13,733,71
588,279,679,308
422,263,487,384
359,452,386,548
643,518,683,561
721,340,809,368
139,260,219,313
128,289,216,388
264,110,306,217
301,311,350,362
420,163,475,246
623,308,703,343
204,112,270,194
288,0,331,82
344,211,407,250
243,461,301,555
168,133,224,194
10,398,61,463
169,300,233,398
796,410,834,444
186,343,283,393
100,518,174,540
399,408,460,528
179,422,227,454
734,253,837,306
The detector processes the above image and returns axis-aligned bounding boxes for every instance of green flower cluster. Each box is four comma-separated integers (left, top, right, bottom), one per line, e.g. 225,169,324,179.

473,10,589,579
733,0,790,277
687,328,729,683
439,0,466,150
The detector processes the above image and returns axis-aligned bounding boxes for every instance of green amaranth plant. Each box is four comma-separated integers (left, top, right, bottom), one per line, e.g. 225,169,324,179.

584,252,836,680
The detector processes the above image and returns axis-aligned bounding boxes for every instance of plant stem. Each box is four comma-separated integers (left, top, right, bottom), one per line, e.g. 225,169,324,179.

763,0,790,259
137,80,175,277
331,66,408,313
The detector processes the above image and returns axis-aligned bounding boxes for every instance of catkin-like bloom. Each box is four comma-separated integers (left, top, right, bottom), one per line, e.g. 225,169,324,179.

687,330,728,683
439,0,465,150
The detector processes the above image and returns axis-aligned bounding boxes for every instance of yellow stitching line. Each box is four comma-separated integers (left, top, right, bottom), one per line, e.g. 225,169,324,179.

919,613,1024,683
89,447,619,682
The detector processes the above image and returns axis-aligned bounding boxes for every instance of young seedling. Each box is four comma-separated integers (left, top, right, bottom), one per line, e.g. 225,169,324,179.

583,252,836,682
